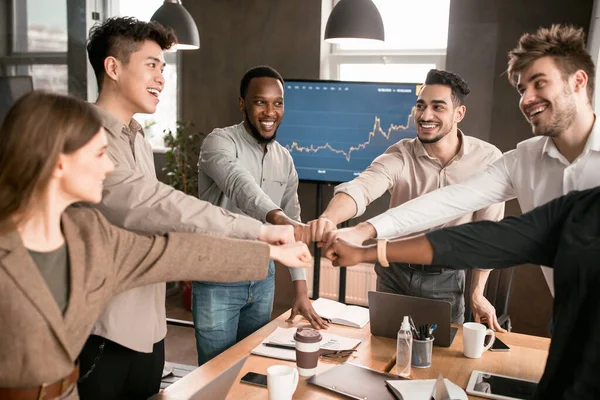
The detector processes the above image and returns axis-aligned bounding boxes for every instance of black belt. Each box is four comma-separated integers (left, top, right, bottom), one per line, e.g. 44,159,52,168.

403,263,447,275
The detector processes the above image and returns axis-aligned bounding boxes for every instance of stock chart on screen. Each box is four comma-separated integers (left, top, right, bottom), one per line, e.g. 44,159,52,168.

277,80,419,183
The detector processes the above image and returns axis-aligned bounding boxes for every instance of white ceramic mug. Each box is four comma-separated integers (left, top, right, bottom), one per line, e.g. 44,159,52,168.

462,322,496,359
267,365,299,400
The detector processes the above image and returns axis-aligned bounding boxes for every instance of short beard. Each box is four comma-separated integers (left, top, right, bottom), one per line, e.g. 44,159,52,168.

532,85,577,138
244,108,277,144
417,126,450,144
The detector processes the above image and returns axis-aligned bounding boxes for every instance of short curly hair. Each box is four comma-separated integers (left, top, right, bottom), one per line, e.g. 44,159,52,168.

424,69,470,106
507,25,595,101
87,17,177,89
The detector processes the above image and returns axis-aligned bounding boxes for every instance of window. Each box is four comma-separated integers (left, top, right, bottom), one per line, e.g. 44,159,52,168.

1,0,69,94
325,0,451,84
116,0,179,150
17,0,68,52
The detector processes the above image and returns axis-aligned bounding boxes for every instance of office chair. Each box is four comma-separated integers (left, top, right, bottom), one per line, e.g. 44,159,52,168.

464,267,515,331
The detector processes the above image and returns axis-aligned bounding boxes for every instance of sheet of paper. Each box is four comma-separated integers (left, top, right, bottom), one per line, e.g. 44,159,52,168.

250,326,362,361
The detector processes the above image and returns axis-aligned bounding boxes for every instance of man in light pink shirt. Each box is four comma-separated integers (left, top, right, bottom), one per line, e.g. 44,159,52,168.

308,70,506,329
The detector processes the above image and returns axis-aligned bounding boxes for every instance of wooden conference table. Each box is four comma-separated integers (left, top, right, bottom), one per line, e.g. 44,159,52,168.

156,311,550,399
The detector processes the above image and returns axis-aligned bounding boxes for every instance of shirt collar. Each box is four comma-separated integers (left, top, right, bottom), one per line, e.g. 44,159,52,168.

414,129,469,159
237,121,271,152
92,104,144,138
542,115,600,160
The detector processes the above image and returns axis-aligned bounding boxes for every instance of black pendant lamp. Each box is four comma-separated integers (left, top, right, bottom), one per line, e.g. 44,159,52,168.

151,0,200,50
324,0,385,44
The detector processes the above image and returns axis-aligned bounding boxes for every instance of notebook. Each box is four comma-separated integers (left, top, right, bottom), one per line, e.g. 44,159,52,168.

368,291,458,347
307,362,405,400
312,297,370,328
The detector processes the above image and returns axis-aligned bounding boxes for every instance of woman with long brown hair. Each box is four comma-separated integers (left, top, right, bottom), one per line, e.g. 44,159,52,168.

0,90,311,399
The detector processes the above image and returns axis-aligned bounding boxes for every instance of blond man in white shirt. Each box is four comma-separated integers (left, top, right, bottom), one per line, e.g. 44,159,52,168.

323,25,597,310
308,69,505,328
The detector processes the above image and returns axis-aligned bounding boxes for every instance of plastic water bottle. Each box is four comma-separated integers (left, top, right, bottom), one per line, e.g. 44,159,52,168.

396,315,412,377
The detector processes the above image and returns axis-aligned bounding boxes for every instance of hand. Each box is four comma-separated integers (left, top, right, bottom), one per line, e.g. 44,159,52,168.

259,224,295,245
307,217,337,245
292,223,312,244
269,242,313,268
322,222,376,250
471,293,507,332
324,239,373,267
286,282,329,329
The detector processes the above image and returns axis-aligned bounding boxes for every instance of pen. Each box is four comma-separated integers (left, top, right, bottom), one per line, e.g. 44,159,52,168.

429,324,437,337
263,342,295,350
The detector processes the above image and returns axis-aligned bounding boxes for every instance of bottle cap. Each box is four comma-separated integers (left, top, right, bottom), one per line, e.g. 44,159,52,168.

400,315,411,331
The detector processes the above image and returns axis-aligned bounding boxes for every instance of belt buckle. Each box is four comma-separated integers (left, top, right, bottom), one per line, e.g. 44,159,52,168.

38,382,47,400
408,263,424,271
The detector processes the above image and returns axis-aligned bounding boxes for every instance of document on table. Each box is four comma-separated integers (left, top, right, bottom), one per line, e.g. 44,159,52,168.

250,326,362,361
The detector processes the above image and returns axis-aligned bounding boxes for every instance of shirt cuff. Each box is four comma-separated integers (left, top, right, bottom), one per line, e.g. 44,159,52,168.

256,200,283,223
288,266,307,281
367,213,402,239
333,184,366,217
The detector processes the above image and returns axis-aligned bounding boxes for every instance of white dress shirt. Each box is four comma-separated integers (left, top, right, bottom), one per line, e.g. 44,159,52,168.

369,120,600,296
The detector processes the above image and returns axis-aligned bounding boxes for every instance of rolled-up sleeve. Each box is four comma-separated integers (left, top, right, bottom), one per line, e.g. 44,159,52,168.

199,131,280,222
98,142,262,240
369,151,516,239
334,152,402,217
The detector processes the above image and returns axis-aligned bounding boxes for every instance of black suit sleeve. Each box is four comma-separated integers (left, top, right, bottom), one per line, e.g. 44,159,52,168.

425,189,588,270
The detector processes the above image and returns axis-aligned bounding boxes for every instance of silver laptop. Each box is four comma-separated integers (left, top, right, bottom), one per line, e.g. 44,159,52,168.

368,291,457,347
191,355,249,400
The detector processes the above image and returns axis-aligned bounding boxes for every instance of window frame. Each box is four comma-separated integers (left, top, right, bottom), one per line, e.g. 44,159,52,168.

324,0,448,82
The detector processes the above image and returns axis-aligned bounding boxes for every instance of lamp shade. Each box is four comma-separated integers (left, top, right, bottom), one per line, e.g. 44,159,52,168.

324,0,384,44
151,0,200,50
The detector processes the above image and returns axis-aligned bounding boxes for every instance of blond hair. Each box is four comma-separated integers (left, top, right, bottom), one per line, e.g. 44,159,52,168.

507,24,595,100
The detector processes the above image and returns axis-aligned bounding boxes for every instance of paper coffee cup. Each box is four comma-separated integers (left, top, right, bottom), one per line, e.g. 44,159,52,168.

294,327,322,376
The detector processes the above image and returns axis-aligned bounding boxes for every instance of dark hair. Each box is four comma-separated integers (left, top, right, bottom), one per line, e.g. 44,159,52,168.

239,66,284,99
0,91,102,223
507,24,595,101
87,17,177,89
424,69,470,105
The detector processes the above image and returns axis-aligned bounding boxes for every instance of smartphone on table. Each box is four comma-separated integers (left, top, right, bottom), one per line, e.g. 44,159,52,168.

240,371,268,388
489,337,510,352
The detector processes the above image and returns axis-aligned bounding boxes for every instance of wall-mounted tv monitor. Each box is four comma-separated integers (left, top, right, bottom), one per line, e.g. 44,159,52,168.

277,79,419,183
0,76,34,125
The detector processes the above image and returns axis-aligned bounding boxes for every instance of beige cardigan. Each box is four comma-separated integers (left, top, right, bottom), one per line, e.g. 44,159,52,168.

0,207,269,395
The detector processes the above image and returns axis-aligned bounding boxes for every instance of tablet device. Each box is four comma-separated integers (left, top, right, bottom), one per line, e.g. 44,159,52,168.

466,370,538,400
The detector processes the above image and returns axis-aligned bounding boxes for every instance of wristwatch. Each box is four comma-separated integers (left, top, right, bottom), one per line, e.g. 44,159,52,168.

377,239,389,267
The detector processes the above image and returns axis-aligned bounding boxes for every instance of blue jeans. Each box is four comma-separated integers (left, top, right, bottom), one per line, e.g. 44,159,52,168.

192,260,275,365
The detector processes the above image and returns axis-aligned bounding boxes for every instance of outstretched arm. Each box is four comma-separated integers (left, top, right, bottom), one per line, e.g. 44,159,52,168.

326,188,585,270
309,151,403,244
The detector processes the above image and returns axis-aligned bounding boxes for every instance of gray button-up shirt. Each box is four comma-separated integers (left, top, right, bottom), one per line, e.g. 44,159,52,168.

198,122,306,281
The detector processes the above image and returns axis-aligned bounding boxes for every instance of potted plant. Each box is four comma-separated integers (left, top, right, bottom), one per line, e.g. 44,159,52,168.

162,122,207,311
